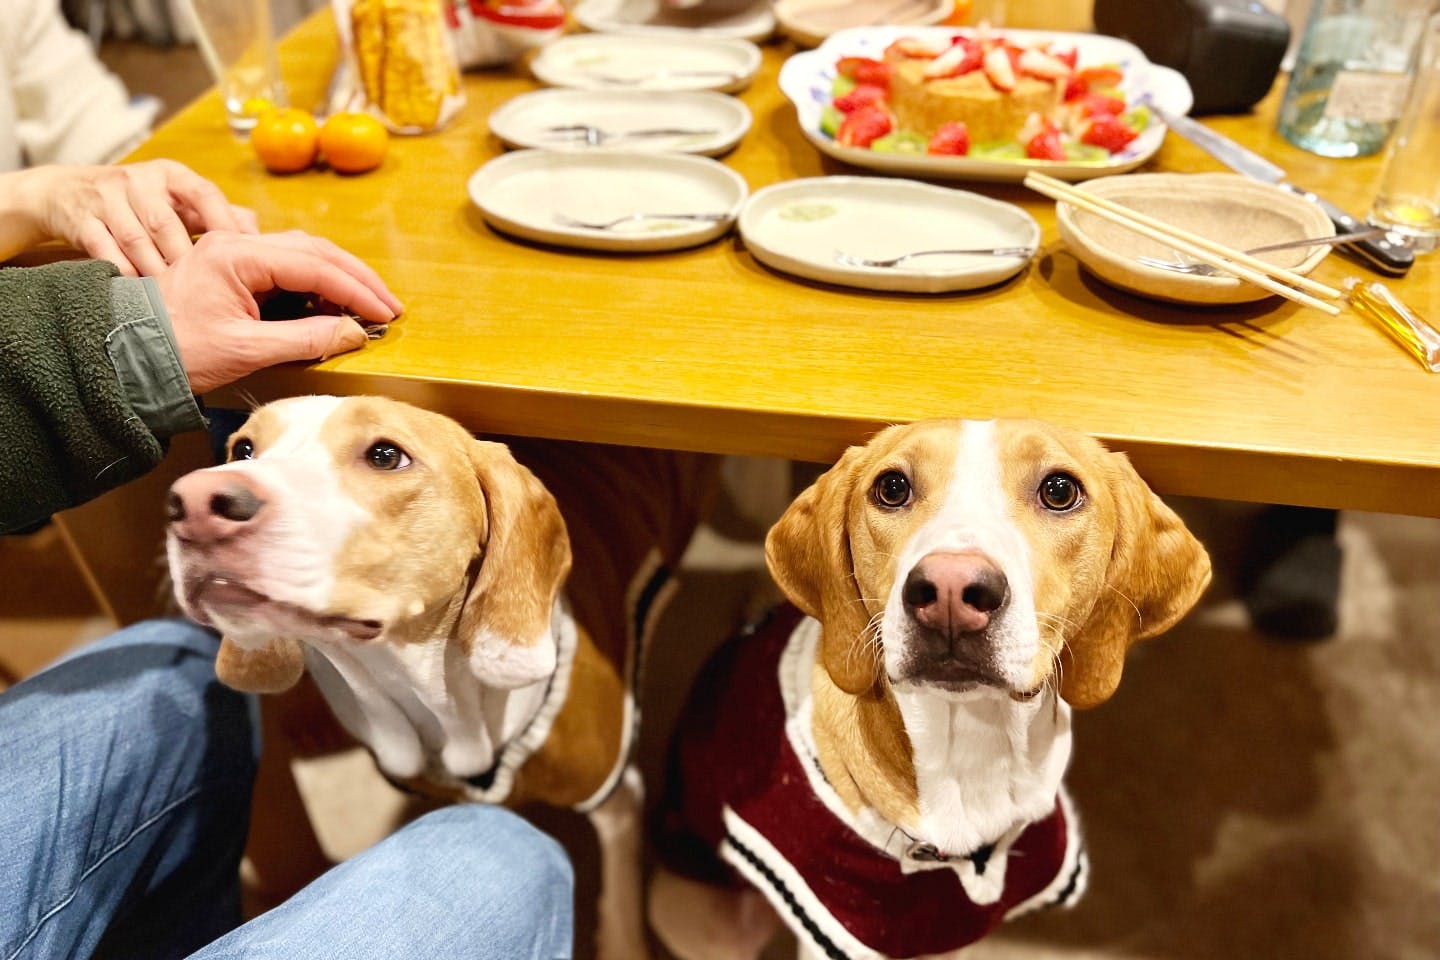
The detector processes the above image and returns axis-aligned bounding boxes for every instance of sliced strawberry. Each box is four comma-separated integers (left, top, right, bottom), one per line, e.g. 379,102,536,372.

886,37,947,59
837,104,893,148
833,83,888,113
1080,113,1140,153
1076,91,1126,117
982,45,1016,91
1018,47,1072,80
1021,113,1065,160
927,121,970,156
1063,75,1087,101
923,37,984,78
1049,45,1078,69
836,57,893,89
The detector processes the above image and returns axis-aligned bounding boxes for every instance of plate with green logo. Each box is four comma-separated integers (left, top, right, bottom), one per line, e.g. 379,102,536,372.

738,176,1038,292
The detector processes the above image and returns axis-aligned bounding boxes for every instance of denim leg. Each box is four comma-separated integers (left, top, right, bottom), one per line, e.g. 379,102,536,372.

0,619,259,960
192,805,575,960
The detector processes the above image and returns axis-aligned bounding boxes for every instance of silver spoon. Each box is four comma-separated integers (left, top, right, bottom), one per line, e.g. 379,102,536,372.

1135,229,1386,276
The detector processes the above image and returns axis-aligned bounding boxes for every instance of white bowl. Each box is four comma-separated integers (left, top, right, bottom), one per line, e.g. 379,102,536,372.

1055,173,1337,305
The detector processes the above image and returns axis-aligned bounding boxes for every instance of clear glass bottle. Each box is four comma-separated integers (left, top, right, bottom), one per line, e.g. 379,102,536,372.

1276,0,1431,157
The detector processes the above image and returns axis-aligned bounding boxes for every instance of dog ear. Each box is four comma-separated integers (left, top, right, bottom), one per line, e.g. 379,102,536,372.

459,439,573,690
215,636,305,693
1060,453,1211,709
766,444,880,696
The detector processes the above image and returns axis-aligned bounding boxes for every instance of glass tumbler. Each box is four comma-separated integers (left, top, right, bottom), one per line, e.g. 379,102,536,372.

182,0,287,132
1368,10,1440,251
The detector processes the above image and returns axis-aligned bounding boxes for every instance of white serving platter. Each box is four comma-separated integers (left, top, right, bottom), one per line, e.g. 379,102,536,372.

773,0,953,48
488,88,752,156
738,175,1039,292
468,149,749,253
573,0,776,42
778,25,1194,182
530,33,762,93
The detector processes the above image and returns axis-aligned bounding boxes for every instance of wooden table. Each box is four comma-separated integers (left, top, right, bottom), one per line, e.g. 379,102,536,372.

121,14,1438,520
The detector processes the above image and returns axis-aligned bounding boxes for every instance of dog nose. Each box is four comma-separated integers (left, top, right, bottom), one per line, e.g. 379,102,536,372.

902,550,1009,636
168,472,268,542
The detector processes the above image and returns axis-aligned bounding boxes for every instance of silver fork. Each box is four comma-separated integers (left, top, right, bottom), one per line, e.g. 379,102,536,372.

835,246,1035,268
553,211,731,230
583,69,739,87
543,124,721,146
1135,229,1386,276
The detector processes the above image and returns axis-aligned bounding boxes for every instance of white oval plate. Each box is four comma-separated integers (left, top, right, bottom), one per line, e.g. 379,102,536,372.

468,149,749,253
779,26,1194,183
530,33,762,93
488,89,752,156
738,176,1039,292
774,0,953,48
573,0,775,42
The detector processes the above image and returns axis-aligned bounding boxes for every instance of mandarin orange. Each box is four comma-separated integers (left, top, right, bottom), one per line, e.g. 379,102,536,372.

251,108,320,174
319,112,389,174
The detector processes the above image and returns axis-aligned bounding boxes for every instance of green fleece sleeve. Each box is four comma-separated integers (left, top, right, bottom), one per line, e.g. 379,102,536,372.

0,260,204,534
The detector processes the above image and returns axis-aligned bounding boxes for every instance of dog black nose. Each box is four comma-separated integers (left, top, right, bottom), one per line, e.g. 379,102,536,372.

903,550,1009,636
210,487,264,522
169,472,269,543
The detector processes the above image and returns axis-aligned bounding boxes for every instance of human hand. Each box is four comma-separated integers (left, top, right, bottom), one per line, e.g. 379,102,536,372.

154,231,404,394
2,160,259,276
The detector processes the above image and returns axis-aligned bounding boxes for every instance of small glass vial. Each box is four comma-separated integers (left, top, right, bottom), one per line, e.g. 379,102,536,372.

1368,10,1440,250
1276,0,1431,157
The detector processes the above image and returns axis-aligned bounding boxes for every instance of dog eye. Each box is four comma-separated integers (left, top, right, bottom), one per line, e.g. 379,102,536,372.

230,438,255,461
1039,472,1083,511
365,441,411,471
872,470,912,508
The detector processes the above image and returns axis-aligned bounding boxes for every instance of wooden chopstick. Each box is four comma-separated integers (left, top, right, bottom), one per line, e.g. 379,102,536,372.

1024,171,1343,315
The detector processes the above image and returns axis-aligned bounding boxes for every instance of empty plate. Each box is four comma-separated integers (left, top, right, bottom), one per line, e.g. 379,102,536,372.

529,33,762,93
1054,172,1335,305
468,149,750,252
738,176,1039,292
574,0,776,42
488,89,752,156
774,0,953,48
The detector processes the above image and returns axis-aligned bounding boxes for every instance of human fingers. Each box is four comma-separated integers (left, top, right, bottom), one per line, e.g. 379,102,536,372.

243,314,370,369
125,172,194,265
231,238,397,323
102,191,170,276
232,205,260,233
265,231,404,316
161,160,243,233
75,215,139,277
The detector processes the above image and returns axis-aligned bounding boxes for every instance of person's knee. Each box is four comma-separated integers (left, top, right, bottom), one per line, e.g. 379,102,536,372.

419,805,574,893
20,618,258,783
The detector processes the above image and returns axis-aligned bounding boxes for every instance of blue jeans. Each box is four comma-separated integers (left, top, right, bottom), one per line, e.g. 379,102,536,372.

0,620,574,960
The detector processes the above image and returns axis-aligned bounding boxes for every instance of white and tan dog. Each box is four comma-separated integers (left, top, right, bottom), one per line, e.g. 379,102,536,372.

650,418,1211,960
165,394,714,960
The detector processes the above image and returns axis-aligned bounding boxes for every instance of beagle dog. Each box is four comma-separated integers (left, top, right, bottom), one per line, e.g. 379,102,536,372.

650,418,1211,960
165,395,714,960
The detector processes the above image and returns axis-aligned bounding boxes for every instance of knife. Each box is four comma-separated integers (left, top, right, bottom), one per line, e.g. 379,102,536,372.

1154,107,1414,277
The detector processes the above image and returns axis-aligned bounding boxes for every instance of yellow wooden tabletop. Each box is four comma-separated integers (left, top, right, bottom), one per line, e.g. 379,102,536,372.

128,13,1440,516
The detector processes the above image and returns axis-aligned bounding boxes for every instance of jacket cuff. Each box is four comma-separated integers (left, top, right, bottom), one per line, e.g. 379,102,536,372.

107,276,206,439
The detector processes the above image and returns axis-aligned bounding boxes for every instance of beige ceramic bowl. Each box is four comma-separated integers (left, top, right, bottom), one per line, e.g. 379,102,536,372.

1055,173,1335,306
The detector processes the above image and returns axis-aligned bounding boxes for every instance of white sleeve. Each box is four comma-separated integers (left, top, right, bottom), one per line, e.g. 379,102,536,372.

1,0,155,168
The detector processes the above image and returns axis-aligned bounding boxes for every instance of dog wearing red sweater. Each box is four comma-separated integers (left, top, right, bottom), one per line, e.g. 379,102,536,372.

651,418,1211,960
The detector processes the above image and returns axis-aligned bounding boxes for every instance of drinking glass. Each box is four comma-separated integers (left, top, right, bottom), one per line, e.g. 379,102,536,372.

1368,10,1440,251
182,0,287,132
